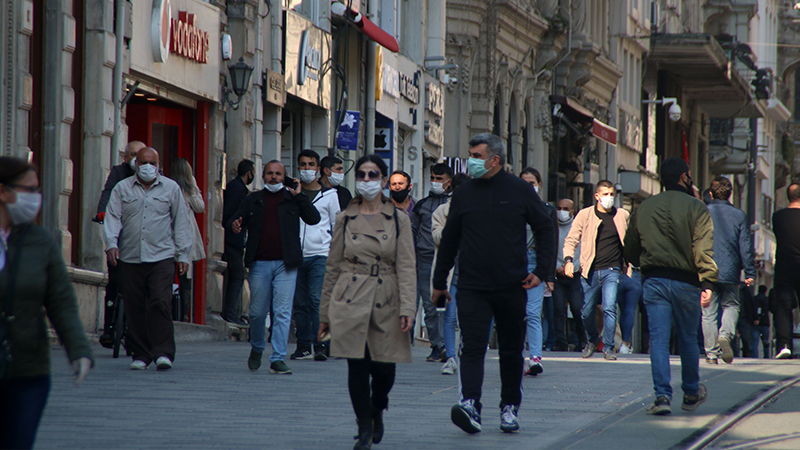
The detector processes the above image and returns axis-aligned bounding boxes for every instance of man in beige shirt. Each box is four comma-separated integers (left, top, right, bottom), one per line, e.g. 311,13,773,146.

104,147,192,371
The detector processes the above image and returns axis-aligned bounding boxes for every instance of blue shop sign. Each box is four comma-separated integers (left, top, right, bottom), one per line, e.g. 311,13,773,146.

337,110,360,151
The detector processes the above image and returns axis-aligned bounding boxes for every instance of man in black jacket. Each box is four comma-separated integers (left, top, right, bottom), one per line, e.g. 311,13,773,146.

319,155,352,210
433,133,555,434
228,161,320,375
95,140,145,348
221,159,255,325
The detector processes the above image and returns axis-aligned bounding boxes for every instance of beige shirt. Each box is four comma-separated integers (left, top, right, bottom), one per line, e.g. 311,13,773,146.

104,175,192,264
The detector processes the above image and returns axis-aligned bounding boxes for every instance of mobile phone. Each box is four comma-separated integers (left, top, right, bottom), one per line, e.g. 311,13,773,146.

284,178,298,189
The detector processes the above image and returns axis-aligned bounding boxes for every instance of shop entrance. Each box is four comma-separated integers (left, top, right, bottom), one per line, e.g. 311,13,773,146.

126,99,210,325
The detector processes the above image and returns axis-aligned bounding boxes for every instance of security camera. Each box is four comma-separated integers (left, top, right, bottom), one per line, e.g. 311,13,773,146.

668,103,682,122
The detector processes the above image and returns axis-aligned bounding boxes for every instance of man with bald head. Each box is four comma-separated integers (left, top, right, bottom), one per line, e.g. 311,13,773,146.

104,147,192,371
228,160,320,374
95,140,146,348
772,182,800,359
552,198,586,352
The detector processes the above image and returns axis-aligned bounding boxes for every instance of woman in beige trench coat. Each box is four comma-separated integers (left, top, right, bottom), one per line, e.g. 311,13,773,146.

319,155,417,450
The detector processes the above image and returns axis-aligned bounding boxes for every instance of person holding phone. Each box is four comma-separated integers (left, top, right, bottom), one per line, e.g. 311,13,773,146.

227,160,320,375
318,155,417,450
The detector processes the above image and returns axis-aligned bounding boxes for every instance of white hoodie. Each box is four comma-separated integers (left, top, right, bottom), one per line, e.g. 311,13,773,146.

300,187,341,257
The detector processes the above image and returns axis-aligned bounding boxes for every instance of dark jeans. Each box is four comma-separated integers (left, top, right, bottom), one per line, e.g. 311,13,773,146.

416,257,444,350
542,295,556,349
121,259,177,364
222,244,245,322
0,375,50,450
458,286,526,409
347,346,396,422
553,275,586,351
773,274,800,353
293,255,327,348
103,258,122,330
751,325,770,358
178,270,192,322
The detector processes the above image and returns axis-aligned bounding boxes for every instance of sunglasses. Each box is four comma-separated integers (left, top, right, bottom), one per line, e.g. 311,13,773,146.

355,170,381,181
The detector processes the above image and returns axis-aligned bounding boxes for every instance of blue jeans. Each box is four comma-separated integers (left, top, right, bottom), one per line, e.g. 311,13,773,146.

617,271,642,343
580,267,621,349
443,284,459,359
542,295,555,349
643,278,701,400
293,255,328,348
702,283,740,358
751,325,770,358
526,249,545,359
0,375,50,450
248,260,298,362
416,257,444,350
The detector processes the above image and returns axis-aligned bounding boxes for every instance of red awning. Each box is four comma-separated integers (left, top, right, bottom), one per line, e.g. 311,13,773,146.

333,2,399,53
592,119,617,146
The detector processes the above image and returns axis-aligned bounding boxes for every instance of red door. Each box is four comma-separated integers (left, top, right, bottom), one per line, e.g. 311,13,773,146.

127,102,209,325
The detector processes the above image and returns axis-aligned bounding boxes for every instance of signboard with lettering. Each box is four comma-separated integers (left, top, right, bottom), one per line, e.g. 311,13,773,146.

284,10,331,108
170,11,210,63
264,69,284,107
425,120,443,147
382,64,399,98
337,111,360,151
426,82,443,117
400,72,419,104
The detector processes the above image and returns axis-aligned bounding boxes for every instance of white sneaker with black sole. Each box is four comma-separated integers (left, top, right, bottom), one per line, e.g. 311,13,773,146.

441,357,457,375
156,356,173,370
129,360,148,370
500,404,520,432
451,399,481,434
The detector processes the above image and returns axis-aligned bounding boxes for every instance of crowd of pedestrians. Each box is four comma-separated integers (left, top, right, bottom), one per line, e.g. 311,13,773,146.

6,130,800,450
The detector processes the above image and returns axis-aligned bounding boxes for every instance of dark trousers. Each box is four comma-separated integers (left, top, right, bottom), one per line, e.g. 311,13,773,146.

121,259,177,364
178,270,192,322
103,257,122,330
458,286,526,409
0,375,50,450
774,274,800,352
222,244,245,322
347,346,396,422
553,275,586,351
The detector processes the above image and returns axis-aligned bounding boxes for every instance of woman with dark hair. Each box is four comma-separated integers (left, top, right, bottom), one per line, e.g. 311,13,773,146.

319,154,417,449
0,156,93,449
171,158,206,321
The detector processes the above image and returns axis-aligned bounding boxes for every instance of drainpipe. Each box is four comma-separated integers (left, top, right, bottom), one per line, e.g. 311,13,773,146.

111,0,125,163
748,117,758,251
365,0,378,154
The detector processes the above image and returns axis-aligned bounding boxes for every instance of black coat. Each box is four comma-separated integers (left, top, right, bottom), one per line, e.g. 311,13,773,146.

97,163,135,214
223,177,250,249
226,188,321,269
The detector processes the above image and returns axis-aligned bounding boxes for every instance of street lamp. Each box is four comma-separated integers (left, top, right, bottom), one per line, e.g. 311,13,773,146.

222,57,254,110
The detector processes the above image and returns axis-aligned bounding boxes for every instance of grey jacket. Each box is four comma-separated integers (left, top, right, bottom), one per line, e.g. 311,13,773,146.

411,191,451,261
707,199,755,284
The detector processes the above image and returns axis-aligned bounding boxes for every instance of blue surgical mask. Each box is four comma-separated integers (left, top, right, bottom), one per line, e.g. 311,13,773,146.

6,191,42,225
137,163,158,183
467,157,489,178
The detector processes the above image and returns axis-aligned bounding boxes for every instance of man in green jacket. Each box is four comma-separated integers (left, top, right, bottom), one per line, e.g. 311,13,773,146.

624,157,718,416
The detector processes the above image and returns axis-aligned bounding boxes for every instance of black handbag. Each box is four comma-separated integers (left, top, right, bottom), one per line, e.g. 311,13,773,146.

0,227,26,380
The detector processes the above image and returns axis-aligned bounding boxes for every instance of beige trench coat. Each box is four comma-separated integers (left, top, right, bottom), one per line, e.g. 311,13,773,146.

320,199,417,363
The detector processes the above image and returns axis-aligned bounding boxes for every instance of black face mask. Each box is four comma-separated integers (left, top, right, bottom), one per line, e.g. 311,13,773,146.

246,172,255,185
391,187,410,203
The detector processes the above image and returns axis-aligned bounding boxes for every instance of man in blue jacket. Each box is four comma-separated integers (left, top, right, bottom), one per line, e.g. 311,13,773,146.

702,176,754,364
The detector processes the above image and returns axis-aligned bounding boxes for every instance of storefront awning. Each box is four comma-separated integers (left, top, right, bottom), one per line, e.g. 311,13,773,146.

550,95,617,145
592,119,617,146
332,2,399,52
649,34,762,118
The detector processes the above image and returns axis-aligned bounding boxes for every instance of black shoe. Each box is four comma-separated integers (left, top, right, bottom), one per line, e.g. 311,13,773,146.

353,420,373,450
290,345,313,360
426,347,441,362
314,348,328,361
248,349,262,371
99,332,114,349
682,384,707,411
223,316,248,327
439,347,448,362
646,396,671,415
371,408,384,444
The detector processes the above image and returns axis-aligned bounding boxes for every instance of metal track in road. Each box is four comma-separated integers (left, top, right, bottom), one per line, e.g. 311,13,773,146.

678,374,800,450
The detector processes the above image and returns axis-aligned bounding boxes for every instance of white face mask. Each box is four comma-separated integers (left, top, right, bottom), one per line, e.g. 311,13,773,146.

137,163,158,183
328,172,344,186
299,170,318,184
356,181,383,200
129,159,137,171
7,191,42,225
430,182,446,195
264,183,284,193
599,196,615,211
557,210,571,222
534,185,540,195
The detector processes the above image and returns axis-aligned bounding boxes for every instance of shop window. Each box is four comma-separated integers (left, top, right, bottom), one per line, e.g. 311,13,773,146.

287,0,320,25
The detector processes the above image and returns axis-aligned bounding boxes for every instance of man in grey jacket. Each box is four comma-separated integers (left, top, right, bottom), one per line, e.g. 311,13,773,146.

702,176,755,364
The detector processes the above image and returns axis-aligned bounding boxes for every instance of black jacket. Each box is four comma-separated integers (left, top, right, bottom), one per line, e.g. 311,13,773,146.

223,177,250,249
97,163,135,214
226,188,320,269
334,185,353,211
433,170,555,291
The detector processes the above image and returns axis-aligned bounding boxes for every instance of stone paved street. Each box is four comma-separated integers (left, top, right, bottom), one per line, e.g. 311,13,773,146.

34,341,800,450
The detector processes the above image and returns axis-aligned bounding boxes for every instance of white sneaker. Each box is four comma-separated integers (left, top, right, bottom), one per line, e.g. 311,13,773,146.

619,342,632,354
129,360,148,370
441,357,457,375
776,347,792,359
523,358,533,374
156,356,173,370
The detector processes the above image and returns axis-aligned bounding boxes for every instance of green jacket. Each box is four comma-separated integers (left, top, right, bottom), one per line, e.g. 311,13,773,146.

1,224,93,380
624,189,718,289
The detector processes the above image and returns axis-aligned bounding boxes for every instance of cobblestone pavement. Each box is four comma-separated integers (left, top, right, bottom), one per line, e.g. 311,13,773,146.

34,341,800,450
